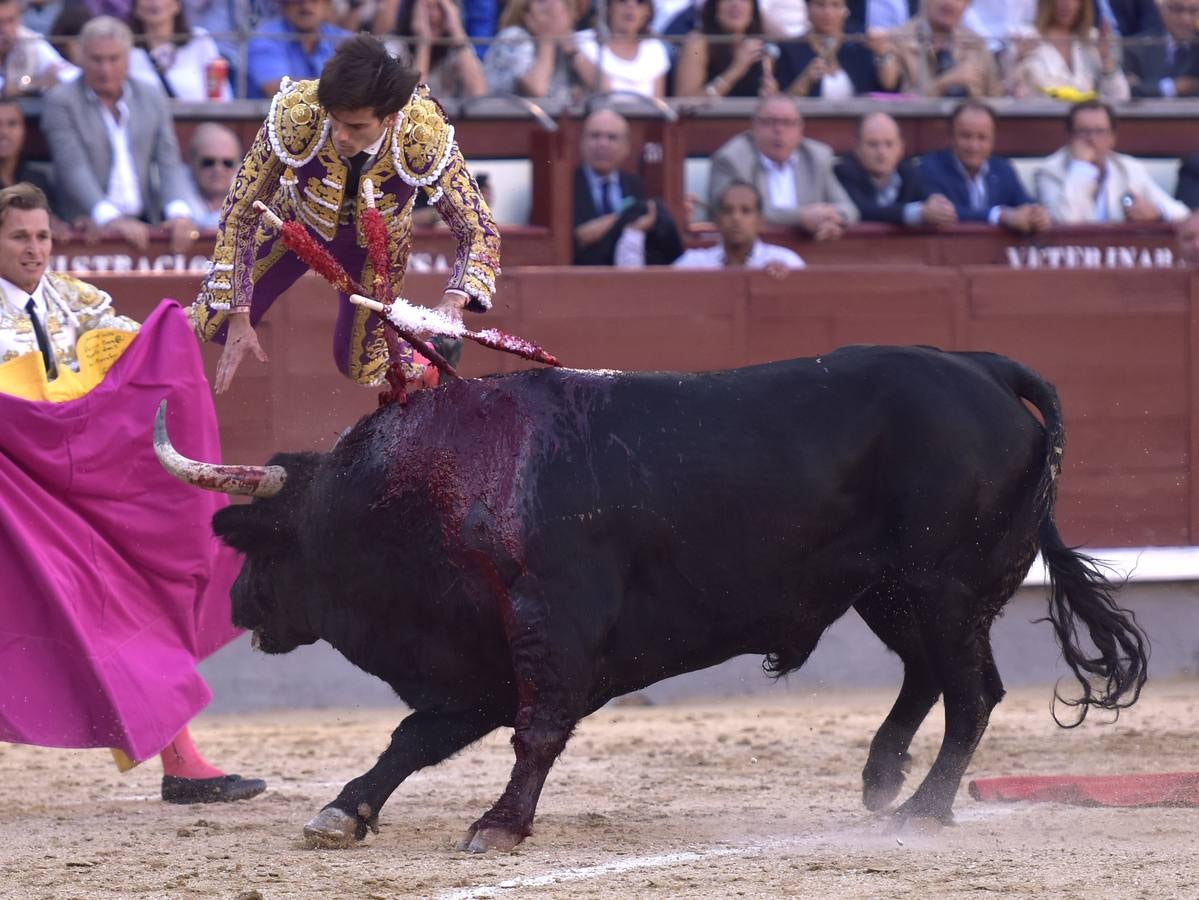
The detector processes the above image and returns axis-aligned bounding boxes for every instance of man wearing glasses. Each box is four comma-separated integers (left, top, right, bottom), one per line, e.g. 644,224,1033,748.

1034,100,1190,224
707,94,857,240
185,122,241,229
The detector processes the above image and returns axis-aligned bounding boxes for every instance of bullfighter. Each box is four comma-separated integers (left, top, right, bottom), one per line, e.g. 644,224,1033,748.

190,34,501,392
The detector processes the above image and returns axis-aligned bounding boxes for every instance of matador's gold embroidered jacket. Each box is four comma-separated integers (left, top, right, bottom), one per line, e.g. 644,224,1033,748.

191,78,501,340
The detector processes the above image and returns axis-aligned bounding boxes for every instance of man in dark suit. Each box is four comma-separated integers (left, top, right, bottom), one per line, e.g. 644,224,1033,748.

919,100,1050,235
40,16,196,253
1123,0,1199,97
572,107,681,266
835,111,956,227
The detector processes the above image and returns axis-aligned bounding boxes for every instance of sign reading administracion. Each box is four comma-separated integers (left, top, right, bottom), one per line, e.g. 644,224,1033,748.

55,253,454,275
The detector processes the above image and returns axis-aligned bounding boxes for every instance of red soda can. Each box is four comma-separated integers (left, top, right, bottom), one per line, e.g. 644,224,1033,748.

205,57,229,101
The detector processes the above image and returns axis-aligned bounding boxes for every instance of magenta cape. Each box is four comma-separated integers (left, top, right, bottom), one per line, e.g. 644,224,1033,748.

0,301,242,762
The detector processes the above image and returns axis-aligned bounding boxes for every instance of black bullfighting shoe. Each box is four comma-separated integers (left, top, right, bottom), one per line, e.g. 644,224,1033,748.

161,774,267,804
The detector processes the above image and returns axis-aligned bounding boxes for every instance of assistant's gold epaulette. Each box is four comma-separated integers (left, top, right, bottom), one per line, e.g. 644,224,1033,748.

268,77,329,168
45,272,111,312
396,85,455,187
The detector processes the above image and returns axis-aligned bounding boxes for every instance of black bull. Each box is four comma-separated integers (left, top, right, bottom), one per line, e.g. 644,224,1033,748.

156,346,1148,852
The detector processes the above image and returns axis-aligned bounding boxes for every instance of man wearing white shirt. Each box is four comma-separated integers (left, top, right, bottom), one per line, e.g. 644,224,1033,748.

674,182,806,277
1034,100,1190,224
0,0,78,97
707,95,858,240
40,16,196,252
0,182,138,374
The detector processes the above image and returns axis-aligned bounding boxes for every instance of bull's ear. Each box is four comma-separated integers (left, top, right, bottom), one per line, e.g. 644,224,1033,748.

212,505,288,555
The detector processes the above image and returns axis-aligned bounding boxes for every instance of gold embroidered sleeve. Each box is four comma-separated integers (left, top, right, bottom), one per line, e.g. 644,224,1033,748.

194,119,285,330
397,89,501,310
427,149,501,311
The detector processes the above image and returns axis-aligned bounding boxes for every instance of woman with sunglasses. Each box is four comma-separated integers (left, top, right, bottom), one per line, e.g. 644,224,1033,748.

572,0,671,100
128,0,232,100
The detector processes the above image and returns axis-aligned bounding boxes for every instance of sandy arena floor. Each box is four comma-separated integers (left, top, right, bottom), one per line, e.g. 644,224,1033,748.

1,679,1196,899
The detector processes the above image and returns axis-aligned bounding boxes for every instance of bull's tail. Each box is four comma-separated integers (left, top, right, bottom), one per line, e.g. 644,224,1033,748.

1039,520,1149,725
978,352,1150,726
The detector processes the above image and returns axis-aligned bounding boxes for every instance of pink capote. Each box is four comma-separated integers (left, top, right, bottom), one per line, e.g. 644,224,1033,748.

0,301,242,763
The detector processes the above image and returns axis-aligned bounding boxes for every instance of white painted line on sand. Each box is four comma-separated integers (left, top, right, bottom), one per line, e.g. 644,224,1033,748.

437,834,810,900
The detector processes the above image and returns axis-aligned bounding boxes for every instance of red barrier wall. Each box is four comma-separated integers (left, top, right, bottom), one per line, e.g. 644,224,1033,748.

99,266,1199,547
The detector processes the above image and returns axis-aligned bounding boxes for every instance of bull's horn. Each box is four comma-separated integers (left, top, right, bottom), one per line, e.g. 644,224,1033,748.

154,400,287,498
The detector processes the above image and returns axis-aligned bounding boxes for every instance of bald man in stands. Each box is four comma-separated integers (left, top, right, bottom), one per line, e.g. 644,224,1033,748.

186,123,242,229
835,111,957,228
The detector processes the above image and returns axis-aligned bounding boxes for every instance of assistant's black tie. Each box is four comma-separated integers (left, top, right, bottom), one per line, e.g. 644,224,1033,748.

25,297,57,380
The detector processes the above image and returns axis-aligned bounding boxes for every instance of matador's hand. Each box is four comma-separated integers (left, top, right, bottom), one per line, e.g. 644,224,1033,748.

214,311,268,394
432,291,467,329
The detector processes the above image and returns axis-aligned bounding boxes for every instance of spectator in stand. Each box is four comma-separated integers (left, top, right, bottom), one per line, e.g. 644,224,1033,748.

1178,208,1199,263
1034,99,1190,223
920,100,1050,234
573,107,682,265
184,122,239,228
129,0,232,100
379,0,487,97
247,0,350,98
0,99,55,204
1124,0,1199,97
48,2,93,68
41,16,197,250
1011,0,1129,101
572,0,671,99
1178,152,1199,207
835,110,957,227
672,181,805,275
672,0,778,99
777,0,899,97
482,0,581,101
1,0,78,97
889,0,1000,97
707,94,857,240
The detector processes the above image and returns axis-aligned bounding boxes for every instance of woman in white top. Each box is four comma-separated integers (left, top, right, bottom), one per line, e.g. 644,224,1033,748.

572,0,671,100
128,0,231,101
1012,0,1129,101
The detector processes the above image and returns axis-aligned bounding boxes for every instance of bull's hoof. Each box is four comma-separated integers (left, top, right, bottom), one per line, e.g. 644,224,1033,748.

863,780,902,813
862,753,912,812
303,808,360,849
892,797,955,832
457,824,525,854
